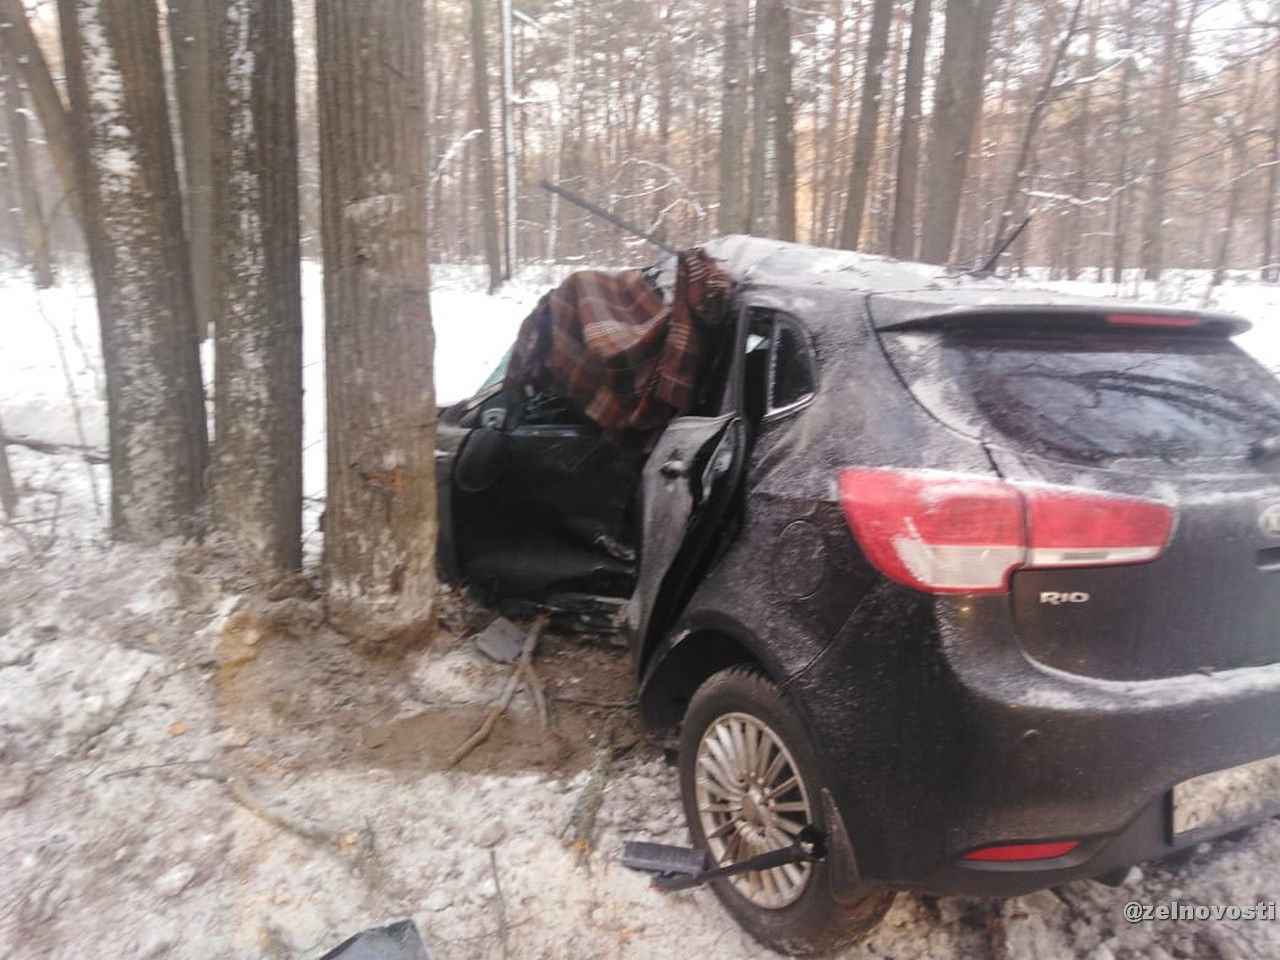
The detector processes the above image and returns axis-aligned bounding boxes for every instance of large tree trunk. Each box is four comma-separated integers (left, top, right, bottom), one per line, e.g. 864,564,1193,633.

0,0,79,224
58,0,208,542
838,0,892,250
746,0,771,234
717,0,749,234
1,34,54,287
207,0,302,570
167,0,214,341
888,0,931,259
1262,38,1280,283
316,0,435,643
469,0,502,292
918,0,1000,265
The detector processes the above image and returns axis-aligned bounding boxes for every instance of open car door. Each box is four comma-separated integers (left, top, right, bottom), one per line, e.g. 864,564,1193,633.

627,304,749,659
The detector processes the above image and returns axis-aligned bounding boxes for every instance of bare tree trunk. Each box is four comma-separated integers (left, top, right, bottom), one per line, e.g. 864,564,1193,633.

469,0,502,292
207,0,302,570
1,34,54,287
498,0,516,277
167,0,213,340
888,0,930,259
1066,0,1097,281
1109,0,1136,284
1263,37,1280,282
58,0,208,543
316,0,435,643
1139,0,1200,281
746,0,770,234
919,0,1001,265
990,0,1085,257
0,413,18,519
718,0,749,233
0,0,79,224
766,0,796,241
838,0,892,249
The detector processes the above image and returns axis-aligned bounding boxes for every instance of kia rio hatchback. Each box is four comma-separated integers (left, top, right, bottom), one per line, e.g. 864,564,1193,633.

435,237,1280,955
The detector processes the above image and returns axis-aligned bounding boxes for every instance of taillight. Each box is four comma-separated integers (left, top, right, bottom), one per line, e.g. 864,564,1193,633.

963,841,1080,862
838,468,1174,594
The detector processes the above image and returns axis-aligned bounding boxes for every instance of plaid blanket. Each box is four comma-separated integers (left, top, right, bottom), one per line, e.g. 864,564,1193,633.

503,248,732,437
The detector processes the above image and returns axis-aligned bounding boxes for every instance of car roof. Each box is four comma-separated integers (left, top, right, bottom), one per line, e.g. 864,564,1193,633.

702,235,1251,336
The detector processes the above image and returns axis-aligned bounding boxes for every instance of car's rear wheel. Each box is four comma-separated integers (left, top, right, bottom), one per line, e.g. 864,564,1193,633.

678,666,893,955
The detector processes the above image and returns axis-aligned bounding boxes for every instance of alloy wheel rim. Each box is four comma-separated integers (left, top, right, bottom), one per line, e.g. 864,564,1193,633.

693,711,814,909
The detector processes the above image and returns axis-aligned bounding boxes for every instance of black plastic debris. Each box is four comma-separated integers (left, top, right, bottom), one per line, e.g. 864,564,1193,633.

474,616,527,663
318,920,431,960
622,840,708,879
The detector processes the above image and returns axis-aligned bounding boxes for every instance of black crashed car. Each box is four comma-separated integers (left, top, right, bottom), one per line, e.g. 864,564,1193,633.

435,236,1280,955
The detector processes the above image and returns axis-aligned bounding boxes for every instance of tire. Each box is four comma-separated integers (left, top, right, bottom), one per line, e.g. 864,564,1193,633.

678,666,894,956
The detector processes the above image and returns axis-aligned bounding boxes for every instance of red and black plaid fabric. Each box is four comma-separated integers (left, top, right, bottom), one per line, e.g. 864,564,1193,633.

503,248,732,437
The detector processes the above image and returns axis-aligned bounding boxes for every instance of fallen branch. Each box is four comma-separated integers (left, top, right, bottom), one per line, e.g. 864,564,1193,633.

520,644,548,729
0,432,107,464
564,727,614,864
489,849,510,960
447,617,546,766
226,775,337,847
550,691,636,710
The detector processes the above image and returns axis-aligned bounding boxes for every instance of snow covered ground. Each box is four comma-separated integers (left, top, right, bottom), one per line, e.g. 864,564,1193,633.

1,261,1279,959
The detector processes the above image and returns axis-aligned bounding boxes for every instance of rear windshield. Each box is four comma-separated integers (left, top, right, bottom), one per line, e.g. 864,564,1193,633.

887,330,1280,465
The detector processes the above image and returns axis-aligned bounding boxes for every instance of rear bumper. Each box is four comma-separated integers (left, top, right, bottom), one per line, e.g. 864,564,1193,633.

786,589,1280,896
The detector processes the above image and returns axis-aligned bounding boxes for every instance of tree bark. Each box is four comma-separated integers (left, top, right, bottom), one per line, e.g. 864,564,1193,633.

990,0,1085,260
1139,0,1200,281
718,0,749,234
919,0,1001,265
207,0,302,570
747,0,771,234
316,0,436,643
838,0,892,249
1263,37,1280,282
469,0,502,292
0,0,79,223
1,34,54,287
765,0,795,241
166,0,214,341
0,412,18,519
57,0,208,543
888,0,931,259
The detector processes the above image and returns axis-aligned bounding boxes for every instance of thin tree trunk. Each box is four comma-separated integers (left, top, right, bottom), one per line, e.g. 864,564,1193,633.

718,0,749,233
919,0,1001,265
167,0,213,340
0,0,79,224
1263,37,1280,282
316,0,435,643
767,0,796,241
0,412,18,519
816,0,845,242
747,0,770,234
469,0,502,292
1110,0,1136,284
498,0,516,277
1,34,54,287
838,0,892,249
58,0,208,542
889,0,930,259
207,0,302,570
1139,0,1200,281
991,0,1085,258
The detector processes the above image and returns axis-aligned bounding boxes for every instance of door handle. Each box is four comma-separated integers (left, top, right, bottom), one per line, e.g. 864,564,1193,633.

659,459,687,479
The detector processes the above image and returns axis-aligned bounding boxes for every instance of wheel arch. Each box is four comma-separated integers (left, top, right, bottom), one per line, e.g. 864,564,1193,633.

637,613,786,731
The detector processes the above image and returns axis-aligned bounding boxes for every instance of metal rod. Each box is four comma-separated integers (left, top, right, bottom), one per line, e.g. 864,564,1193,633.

537,179,679,257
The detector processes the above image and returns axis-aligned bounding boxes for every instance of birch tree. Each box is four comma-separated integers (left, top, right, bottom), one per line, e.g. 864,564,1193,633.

57,0,208,542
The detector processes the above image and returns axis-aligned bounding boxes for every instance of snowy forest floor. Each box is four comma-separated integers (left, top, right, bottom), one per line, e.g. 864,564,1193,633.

2,261,1279,959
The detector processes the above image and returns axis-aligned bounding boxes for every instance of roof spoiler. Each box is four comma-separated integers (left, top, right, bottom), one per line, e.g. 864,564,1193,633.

876,303,1252,337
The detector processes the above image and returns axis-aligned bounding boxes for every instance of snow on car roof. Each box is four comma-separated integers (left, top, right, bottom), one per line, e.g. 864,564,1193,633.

702,235,1251,335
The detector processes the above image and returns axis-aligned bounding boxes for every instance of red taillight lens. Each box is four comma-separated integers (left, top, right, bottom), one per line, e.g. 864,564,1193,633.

838,468,1174,594
963,841,1080,862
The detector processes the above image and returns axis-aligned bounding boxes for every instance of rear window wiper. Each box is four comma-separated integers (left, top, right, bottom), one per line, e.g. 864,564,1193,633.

1250,433,1280,462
